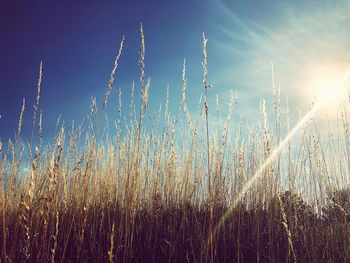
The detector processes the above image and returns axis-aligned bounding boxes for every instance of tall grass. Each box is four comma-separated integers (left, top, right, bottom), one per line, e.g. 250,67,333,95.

1,25,350,262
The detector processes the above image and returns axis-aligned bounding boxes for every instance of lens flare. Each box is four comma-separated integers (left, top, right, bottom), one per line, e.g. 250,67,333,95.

209,67,350,245
302,64,349,117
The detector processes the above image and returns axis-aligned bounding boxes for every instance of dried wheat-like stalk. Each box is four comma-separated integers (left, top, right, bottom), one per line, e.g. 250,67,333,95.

215,94,219,113
36,61,43,106
278,195,296,263
116,87,123,137
90,96,98,117
130,81,135,120
181,59,186,105
51,211,59,263
202,32,211,197
28,147,39,204
19,193,31,260
202,33,208,89
221,90,237,148
39,110,43,146
135,23,147,171
103,35,125,109
77,205,88,261
175,59,187,124
30,61,43,148
16,98,26,147
183,103,196,136
260,99,270,156
141,78,151,120
165,85,169,118
140,23,145,87
202,32,214,263
108,222,115,263
118,87,122,119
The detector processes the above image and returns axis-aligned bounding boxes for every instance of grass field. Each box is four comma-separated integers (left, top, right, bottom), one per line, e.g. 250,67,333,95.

1,26,350,263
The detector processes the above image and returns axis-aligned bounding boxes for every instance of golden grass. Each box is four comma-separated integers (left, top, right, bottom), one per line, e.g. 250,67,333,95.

1,25,350,262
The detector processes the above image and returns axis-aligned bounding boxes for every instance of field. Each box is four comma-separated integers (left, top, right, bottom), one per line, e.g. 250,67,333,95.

1,27,350,263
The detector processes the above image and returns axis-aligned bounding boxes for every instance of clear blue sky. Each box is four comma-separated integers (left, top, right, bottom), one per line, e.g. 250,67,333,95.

1,0,350,143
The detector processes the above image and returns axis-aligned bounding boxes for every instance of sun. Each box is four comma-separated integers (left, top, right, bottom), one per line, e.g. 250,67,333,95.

301,63,350,117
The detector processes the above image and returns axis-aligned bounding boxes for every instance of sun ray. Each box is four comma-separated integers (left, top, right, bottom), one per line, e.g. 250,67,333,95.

209,66,350,245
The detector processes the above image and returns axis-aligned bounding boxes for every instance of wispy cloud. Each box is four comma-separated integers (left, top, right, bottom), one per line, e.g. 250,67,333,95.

206,0,350,120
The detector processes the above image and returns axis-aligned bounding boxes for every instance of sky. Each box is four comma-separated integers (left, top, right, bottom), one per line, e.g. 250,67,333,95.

1,0,350,145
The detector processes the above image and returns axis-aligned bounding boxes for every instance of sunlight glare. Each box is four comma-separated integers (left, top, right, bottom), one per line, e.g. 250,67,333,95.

302,64,349,116
209,66,350,246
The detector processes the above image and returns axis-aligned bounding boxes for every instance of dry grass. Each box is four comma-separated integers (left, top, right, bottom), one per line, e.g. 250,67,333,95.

1,25,350,262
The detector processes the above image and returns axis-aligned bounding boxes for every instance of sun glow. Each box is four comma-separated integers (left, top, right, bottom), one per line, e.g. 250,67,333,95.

302,64,350,117
210,66,350,245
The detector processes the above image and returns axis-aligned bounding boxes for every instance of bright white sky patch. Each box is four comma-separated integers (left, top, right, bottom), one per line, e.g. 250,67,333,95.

301,63,350,118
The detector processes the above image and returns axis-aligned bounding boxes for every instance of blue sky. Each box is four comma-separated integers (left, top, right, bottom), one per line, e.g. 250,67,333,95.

1,0,350,144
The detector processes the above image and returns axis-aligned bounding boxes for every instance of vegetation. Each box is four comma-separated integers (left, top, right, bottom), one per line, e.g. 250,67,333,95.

1,25,350,262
